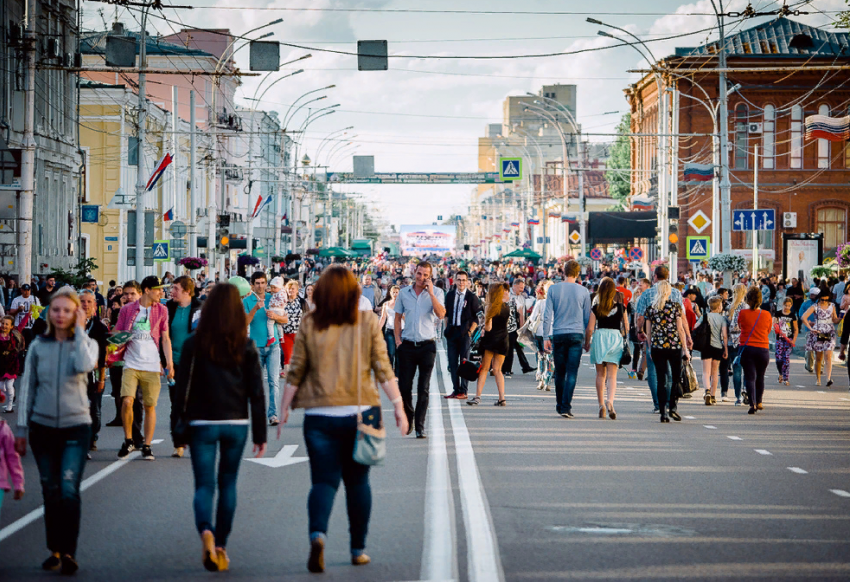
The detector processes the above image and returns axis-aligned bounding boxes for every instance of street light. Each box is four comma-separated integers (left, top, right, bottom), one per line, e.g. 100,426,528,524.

315,126,354,163
283,85,336,128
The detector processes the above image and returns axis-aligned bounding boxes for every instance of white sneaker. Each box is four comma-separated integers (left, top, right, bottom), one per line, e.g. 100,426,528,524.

3,405,12,413
721,396,729,402
172,447,184,458
536,381,544,390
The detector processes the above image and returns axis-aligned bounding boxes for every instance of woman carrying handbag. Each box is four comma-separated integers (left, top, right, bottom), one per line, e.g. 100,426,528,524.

279,266,407,574
737,287,773,414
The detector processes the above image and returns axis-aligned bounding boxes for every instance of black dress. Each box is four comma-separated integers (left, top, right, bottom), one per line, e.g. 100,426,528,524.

480,304,510,356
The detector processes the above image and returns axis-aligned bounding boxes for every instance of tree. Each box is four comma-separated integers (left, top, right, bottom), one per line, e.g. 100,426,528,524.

838,1,849,29
605,113,631,208
48,258,98,289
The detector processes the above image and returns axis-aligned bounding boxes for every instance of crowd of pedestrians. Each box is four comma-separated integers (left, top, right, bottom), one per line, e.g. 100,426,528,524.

3,253,850,576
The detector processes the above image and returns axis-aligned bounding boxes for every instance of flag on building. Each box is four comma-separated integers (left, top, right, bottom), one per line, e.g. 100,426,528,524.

631,194,654,211
252,194,273,218
146,153,173,191
527,218,540,225
683,162,714,182
503,228,511,233
805,114,850,142
561,214,577,224
163,208,174,222
251,194,264,218
548,211,561,218
510,222,519,227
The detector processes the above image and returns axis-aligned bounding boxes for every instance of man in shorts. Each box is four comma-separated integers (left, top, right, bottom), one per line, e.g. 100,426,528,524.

114,276,173,460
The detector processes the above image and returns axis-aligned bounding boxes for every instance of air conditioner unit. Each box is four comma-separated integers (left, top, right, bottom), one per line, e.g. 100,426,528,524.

46,38,61,59
748,122,763,134
783,212,797,229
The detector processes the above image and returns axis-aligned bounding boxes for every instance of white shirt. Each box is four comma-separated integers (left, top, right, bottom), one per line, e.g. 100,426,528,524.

358,295,373,311
123,305,162,372
10,295,39,328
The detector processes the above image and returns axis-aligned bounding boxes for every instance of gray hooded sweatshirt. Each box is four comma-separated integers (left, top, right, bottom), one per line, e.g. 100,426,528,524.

16,331,98,437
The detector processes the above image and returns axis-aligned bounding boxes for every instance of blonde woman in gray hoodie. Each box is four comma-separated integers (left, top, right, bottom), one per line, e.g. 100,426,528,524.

14,287,98,576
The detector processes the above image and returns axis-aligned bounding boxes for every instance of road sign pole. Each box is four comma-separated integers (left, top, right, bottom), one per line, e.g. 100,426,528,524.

752,144,758,280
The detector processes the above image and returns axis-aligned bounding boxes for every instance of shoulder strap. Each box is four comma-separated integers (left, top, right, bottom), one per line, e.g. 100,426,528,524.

182,352,196,413
740,310,761,348
355,315,363,421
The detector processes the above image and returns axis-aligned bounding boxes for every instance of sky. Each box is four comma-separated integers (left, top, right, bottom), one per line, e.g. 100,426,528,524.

81,0,846,230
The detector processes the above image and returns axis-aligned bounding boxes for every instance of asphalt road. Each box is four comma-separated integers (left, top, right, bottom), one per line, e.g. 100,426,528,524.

1,346,849,581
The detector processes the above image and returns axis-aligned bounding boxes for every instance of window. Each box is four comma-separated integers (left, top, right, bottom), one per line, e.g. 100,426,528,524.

817,208,846,251
790,105,803,169
735,104,748,169
128,137,139,166
744,230,774,249
762,105,775,169
818,104,830,169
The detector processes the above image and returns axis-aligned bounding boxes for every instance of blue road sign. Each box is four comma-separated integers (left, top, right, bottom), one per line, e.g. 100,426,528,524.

687,236,711,260
500,158,522,181
733,209,775,231
152,240,170,262
629,247,643,261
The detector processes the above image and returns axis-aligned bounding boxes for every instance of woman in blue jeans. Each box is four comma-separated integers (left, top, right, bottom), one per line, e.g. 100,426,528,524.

14,288,98,575
172,283,267,572
280,266,407,574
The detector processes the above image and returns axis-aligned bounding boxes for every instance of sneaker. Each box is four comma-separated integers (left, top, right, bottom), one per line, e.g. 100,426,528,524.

652,406,660,413
721,396,730,402
105,417,123,427
172,447,185,458
60,555,79,576
545,384,552,391
536,381,544,390
42,554,61,571
141,445,155,460
86,453,92,460
711,396,717,404
466,396,481,406
269,416,280,426
117,439,135,459
704,392,713,405
3,406,12,413
351,553,371,566
504,374,512,379
735,398,743,406
560,411,574,419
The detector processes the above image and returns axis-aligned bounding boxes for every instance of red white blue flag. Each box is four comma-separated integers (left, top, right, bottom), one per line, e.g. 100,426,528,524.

561,214,577,224
527,218,540,225
805,115,850,142
631,194,654,211
252,194,273,218
146,153,172,191
163,208,174,221
683,162,714,182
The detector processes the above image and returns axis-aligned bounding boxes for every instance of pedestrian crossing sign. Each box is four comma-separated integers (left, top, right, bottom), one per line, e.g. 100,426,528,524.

686,236,710,260
152,240,170,262
500,157,522,181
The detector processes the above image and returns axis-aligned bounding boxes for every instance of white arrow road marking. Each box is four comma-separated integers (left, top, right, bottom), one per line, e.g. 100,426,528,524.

830,489,850,498
788,467,808,474
245,444,308,468
0,439,164,542
755,449,772,456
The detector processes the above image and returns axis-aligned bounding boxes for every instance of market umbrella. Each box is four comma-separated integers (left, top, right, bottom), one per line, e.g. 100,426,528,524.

317,246,355,258
502,249,542,261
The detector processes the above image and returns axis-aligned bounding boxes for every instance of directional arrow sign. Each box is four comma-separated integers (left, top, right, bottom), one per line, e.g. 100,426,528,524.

732,209,775,232
245,444,308,468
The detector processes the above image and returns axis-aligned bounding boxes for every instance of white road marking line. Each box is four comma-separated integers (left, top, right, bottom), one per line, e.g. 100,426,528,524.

704,425,717,429
796,385,805,388
841,398,850,401
817,391,826,394
420,373,458,582
685,416,696,420
727,436,742,441
788,467,808,474
438,351,505,582
626,387,634,390
830,489,850,498
755,449,772,455
0,439,164,542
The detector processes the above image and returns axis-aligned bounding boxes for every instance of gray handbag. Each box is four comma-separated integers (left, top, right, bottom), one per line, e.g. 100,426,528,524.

352,315,386,466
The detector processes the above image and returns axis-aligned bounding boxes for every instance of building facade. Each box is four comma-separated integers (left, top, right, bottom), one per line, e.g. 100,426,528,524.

626,17,850,274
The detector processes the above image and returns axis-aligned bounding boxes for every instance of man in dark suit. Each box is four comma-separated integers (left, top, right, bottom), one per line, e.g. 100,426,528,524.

443,271,482,400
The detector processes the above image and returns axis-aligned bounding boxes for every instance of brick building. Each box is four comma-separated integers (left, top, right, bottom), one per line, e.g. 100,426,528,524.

625,17,850,274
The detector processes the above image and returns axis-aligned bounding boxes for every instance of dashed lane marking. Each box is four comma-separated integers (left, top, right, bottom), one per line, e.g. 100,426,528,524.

788,467,808,474
727,436,742,441
704,425,717,429
755,449,772,455
830,489,850,498
685,416,696,420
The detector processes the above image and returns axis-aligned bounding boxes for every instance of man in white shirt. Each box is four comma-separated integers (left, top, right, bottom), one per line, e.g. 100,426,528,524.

9,284,38,328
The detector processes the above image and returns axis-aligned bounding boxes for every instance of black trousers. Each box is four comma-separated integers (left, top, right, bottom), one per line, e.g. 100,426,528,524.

502,330,532,374
444,327,471,394
396,340,437,432
741,346,770,406
651,347,683,413
87,377,103,448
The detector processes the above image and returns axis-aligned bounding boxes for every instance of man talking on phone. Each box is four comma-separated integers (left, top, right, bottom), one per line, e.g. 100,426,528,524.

394,262,446,439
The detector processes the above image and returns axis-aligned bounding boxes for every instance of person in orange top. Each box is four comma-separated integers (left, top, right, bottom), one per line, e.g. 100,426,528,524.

737,287,773,414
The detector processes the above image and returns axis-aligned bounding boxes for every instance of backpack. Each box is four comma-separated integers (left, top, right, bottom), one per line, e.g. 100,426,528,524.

691,313,711,353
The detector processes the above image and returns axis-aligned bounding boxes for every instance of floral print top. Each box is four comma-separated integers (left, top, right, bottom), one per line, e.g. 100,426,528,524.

283,299,303,335
646,300,683,350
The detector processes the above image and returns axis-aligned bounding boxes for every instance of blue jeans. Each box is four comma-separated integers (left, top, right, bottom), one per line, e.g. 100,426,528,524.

258,343,281,419
551,333,584,414
720,345,743,399
644,344,671,409
384,328,397,370
189,424,249,548
303,414,372,551
29,422,90,556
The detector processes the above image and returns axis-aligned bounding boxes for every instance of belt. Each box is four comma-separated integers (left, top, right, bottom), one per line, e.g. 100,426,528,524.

402,339,436,347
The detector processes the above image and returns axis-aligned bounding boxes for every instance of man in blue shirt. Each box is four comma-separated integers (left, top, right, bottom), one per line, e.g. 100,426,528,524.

543,260,591,418
394,261,446,438
244,271,288,425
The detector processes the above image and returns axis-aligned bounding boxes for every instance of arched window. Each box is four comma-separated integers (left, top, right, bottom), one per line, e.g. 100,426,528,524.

735,104,749,169
790,105,803,169
817,208,846,251
818,104,830,169
762,105,775,169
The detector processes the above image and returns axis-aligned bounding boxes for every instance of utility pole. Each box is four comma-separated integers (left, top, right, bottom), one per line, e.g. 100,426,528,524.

18,0,36,284
716,4,733,254
669,86,680,282
752,144,759,280
133,6,149,281
189,90,197,257
579,141,587,258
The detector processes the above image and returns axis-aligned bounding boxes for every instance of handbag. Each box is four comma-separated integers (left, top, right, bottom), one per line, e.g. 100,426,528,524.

680,357,700,395
172,355,196,445
732,311,761,367
353,316,386,466
618,306,631,368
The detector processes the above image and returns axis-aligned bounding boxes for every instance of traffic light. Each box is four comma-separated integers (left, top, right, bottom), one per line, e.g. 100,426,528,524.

216,214,230,254
668,220,679,255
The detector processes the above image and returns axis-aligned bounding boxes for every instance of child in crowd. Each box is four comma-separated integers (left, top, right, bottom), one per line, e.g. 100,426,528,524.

265,277,287,347
702,296,728,406
774,297,799,385
0,415,25,522
0,315,24,412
